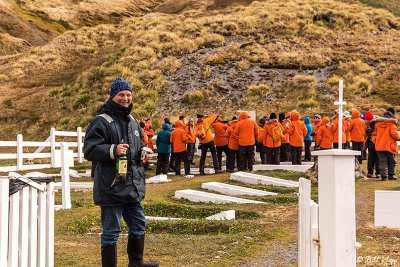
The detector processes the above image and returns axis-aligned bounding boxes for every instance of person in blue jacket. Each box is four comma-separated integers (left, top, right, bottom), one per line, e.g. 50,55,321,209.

304,116,313,161
156,123,171,175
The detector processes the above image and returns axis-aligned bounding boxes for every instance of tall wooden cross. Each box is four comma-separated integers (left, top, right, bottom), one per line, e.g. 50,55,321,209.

334,80,346,149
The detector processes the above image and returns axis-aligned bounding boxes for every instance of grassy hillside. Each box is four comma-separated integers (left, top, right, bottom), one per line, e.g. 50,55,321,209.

0,0,399,139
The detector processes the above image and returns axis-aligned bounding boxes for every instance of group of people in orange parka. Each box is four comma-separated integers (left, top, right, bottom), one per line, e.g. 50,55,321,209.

143,107,399,181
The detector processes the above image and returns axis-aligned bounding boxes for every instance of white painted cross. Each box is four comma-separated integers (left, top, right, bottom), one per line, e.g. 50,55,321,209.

334,80,346,149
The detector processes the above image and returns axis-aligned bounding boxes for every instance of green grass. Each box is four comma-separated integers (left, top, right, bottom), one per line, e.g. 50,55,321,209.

357,0,400,16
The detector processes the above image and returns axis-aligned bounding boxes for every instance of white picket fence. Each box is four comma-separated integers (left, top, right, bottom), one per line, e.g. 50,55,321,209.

0,176,55,267
0,127,84,173
298,178,319,267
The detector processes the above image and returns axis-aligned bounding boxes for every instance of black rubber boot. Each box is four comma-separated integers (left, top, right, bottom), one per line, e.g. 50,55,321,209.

101,245,117,267
127,235,159,267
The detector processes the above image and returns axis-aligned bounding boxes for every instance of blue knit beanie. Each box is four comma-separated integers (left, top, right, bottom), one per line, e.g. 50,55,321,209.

110,77,132,99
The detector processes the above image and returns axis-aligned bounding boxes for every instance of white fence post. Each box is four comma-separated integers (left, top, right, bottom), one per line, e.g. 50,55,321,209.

17,134,23,171
46,182,55,267
299,178,311,267
19,187,30,267
60,142,71,209
50,128,56,168
77,127,83,163
0,178,9,266
37,183,47,267
28,186,38,267
8,190,20,267
310,201,319,267
312,149,360,267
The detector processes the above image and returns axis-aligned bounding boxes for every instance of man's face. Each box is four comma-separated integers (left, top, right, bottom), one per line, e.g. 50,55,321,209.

112,90,132,107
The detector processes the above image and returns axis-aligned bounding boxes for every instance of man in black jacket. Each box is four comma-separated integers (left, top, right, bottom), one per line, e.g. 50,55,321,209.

84,77,158,267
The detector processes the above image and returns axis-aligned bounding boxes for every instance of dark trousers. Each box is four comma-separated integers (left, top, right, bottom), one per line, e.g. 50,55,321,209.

266,147,280,165
169,152,176,171
333,143,346,149
377,151,396,178
238,145,255,171
175,151,190,175
260,152,267,164
186,143,195,163
304,140,312,161
156,153,170,175
291,146,302,165
367,143,380,175
280,143,291,162
226,148,239,171
216,145,228,170
199,141,219,173
352,141,364,164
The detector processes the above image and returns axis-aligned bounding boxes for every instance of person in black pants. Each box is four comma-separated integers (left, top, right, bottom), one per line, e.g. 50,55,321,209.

238,145,255,171
155,123,171,175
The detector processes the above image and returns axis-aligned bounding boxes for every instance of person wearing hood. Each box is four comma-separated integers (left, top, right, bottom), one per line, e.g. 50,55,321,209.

225,116,240,171
212,116,229,170
84,77,159,267
287,110,307,165
233,111,259,171
144,119,155,150
348,109,367,163
185,118,196,165
330,109,347,149
312,114,322,150
195,114,221,175
303,116,313,161
280,112,291,162
257,118,267,164
170,120,192,178
264,113,285,165
373,111,400,180
156,123,171,175
364,111,380,178
316,117,333,150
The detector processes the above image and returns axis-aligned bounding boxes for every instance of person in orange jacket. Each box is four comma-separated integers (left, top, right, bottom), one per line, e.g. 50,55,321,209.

373,111,400,180
364,111,380,178
170,120,192,177
225,116,239,172
212,116,229,170
264,113,285,165
280,112,291,162
233,111,259,171
348,109,367,163
195,114,221,175
312,114,322,150
256,118,267,164
343,111,352,149
316,117,333,150
330,110,347,149
139,121,151,170
144,119,155,150
185,117,196,165
286,110,307,165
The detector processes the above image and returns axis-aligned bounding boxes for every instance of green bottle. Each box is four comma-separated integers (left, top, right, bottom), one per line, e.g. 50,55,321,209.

116,155,127,176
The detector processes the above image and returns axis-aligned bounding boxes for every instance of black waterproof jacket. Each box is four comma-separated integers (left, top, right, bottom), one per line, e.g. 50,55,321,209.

84,100,146,206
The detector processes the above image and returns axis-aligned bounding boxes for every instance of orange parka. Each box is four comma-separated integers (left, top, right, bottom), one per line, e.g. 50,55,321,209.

281,117,291,144
185,122,196,144
263,120,285,148
195,114,218,144
348,110,367,142
233,112,259,146
344,117,352,143
313,119,322,142
316,117,333,149
170,120,189,153
144,120,155,149
226,120,239,150
287,111,307,147
330,115,347,144
212,117,229,146
373,117,400,154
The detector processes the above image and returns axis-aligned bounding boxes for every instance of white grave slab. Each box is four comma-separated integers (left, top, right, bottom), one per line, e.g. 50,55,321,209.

230,171,299,188
54,182,93,190
201,182,278,196
25,171,54,177
280,162,314,165
147,174,171,184
179,168,217,175
174,189,264,204
206,210,235,220
375,190,400,228
253,164,312,172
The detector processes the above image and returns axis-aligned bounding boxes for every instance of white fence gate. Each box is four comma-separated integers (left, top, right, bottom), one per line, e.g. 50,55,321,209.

0,176,55,267
298,178,319,267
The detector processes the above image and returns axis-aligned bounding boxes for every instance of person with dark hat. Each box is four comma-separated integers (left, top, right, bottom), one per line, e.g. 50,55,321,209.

257,118,267,164
84,77,159,267
225,116,239,171
364,111,380,178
